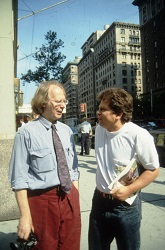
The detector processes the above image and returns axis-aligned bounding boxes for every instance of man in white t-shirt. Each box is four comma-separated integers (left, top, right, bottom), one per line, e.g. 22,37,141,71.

88,88,159,250
79,117,92,155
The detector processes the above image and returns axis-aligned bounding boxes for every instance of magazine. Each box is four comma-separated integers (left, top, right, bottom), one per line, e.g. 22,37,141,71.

108,157,143,205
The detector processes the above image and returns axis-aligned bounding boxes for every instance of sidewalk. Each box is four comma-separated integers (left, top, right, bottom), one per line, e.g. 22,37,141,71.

0,144,165,250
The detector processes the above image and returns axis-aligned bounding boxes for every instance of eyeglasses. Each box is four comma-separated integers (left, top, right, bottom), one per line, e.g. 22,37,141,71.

49,99,69,106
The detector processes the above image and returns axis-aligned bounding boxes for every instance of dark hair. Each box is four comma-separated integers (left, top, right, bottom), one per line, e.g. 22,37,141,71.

31,80,66,115
98,88,133,123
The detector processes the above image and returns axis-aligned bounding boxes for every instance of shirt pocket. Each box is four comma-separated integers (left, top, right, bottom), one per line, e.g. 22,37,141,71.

29,148,53,173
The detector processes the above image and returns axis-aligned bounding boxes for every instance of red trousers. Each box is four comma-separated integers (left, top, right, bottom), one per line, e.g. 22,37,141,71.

28,185,81,250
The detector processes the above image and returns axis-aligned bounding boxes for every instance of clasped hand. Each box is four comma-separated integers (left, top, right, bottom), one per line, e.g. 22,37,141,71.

110,184,132,201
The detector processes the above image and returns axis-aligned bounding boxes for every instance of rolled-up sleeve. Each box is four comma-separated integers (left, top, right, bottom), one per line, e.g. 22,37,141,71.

9,132,30,189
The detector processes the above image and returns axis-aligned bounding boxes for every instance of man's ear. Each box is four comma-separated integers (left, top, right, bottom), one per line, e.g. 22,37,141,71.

116,112,123,119
119,112,123,118
116,113,123,120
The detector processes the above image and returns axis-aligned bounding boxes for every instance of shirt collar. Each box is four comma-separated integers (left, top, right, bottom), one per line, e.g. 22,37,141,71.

39,116,57,130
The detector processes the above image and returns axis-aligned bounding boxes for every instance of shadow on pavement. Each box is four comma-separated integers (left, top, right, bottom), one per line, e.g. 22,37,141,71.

141,192,165,207
153,179,165,185
78,162,96,174
0,232,17,250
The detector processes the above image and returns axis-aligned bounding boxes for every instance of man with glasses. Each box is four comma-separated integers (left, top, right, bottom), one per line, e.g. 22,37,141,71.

9,81,81,250
88,88,159,250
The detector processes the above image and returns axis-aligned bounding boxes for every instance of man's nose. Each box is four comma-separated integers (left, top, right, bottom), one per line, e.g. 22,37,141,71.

97,110,100,115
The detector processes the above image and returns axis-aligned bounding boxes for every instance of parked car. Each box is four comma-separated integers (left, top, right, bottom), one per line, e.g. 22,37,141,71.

149,128,165,168
71,127,81,142
141,121,158,131
149,119,165,129
133,119,165,131
133,120,158,131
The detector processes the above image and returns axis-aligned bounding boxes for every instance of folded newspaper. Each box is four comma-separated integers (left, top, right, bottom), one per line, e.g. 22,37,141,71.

108,158,142,205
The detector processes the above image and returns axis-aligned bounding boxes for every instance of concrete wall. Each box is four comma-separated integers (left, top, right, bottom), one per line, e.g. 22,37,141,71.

0,0,16,138
0,139,19,221
0,0,19,221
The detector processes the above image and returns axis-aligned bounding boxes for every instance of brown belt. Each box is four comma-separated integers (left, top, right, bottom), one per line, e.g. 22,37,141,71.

28,185,61,196
97,188,113,199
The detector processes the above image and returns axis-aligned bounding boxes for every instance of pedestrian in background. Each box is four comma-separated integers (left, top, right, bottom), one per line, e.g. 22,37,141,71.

31,111,39,120
79,117,92,155
19,118,25,126
9,80,81,250
26,114,32,122
88,88,159,250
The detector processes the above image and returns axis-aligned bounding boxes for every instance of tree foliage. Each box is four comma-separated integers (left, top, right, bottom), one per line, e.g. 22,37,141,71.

21,31,66,85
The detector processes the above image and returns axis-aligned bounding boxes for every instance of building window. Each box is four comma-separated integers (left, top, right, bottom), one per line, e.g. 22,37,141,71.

151,0,156,16
122,62,126,67
143,6,147,24
120,29,125,34
121,37,125,43
129,37,140,44
122,70,127,76
122,78,127,84
122,53,126,59
121,45,126,50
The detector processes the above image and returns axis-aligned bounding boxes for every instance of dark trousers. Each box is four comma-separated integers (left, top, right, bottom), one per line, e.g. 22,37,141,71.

81,133,90,155
28,185,81,250
88,189,141,250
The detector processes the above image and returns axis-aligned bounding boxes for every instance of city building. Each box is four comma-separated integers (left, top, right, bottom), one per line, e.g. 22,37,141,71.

62,56,81,127
132,0,165,93
78,22,142,119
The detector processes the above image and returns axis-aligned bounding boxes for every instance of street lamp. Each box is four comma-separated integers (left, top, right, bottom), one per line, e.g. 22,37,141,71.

150,89,153,117
90,48,96,117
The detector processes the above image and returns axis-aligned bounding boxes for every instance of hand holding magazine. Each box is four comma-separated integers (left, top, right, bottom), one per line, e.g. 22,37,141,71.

108,157,143,205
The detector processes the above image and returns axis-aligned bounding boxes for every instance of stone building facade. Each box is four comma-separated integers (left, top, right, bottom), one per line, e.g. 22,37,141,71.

78,22,142,119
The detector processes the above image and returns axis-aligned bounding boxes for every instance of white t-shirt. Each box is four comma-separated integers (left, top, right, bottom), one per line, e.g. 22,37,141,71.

95,122,159,193
80,121,91,134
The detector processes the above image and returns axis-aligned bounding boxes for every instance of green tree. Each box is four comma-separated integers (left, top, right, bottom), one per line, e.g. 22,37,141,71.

21,31,66,85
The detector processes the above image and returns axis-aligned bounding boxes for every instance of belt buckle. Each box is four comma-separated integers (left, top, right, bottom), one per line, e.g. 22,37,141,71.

103,192,112,199
55,185,60,192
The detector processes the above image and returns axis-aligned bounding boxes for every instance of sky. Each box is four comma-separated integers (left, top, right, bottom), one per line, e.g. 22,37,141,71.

17,0,139,104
